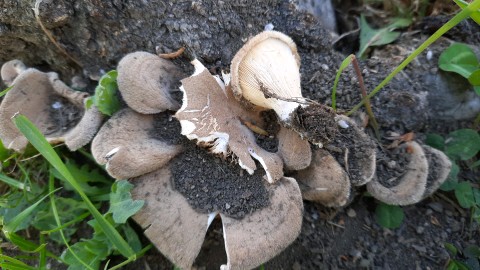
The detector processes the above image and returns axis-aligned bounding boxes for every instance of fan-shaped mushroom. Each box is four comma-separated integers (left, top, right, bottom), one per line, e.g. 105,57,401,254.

0,60,103,152
175,59,284,183
421,145,452,199
230,31,338,145
367,141,428,205
117,51,184,114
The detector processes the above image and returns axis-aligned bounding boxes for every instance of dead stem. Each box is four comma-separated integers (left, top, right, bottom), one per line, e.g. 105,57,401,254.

158,47,185,59
351,56,380,140
33,0,83,68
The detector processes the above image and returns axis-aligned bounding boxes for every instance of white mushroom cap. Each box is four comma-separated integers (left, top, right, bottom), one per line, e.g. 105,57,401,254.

1,59,27,86
367,141,428,205
117,51,184,114
231,31,303,121
296,149,351,207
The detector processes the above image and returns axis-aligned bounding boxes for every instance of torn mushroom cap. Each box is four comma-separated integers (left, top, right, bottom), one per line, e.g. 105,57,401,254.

131,165,303,270
1,60,27,86
0,64,103,152
91,108,182,179
175,59,283,183
421,145,452,199
367,141,428,205
230,31,303,122
334,115,376,186
117,51,183,114
295,148,351,207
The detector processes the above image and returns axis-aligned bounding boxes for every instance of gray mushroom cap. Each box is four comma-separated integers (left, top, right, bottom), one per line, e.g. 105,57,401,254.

91,108,182,179
0,61,103,152
367,141,428,205
421,145,452,199
117,51,184,114
295,148,351,207
131,165,303,270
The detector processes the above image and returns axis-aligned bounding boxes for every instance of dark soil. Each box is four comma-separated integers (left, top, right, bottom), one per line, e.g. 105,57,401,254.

44,95,82,135
170,139,270,220
293,104,339,145
375,144,411,188
254,110,280,153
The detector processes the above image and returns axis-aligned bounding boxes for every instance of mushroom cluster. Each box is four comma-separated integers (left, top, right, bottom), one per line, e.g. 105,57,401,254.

0,30,453,269
0,60,103,152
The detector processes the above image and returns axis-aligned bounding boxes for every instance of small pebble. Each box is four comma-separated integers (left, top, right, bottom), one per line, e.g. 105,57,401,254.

412,244,427,253
225,203,231,210
347,208,357,218
416,226,425,235
292,261,301,270
428,202,444,213
264,23,274,31
359,259,371,268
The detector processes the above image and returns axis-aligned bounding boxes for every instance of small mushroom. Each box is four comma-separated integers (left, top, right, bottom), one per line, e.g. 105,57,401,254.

276,126,312,170
117,51,184,114
295,149,351,207
91,108,182,179
327,115,376,186
230,31,302,122
230,31,338,145
175,59,284,183
367,141,428,205
1,59,27,86
421,145,452,199
0,61,103,152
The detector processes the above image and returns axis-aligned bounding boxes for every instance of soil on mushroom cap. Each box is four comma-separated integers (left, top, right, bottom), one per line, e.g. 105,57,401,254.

149,112,270,220
254,110,280,153
45,95,83,136
327,122,375,185
170,141,270,219
292,104,338,145
375,144,411,188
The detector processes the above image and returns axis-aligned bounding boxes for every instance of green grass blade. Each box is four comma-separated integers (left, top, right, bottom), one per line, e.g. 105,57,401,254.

0,254,37,270
347,0,480,115
12,114,135,259
0,174,30,191
454,0,480,24
39,234,47,270
0,85,13,98
332,55,354,111
3,188,60,234
48,171,94,270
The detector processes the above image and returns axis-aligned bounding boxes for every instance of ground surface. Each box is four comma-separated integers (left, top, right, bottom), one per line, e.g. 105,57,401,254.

1,0,480,269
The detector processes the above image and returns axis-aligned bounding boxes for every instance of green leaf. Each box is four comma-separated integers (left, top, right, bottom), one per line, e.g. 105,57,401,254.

358,16,411,58
121,223,142,253
109,180,144,224
445,129,480,160
12,115,135,259
0,139,9,161
90,70,121,116
475,85,480,96
455,182,476,208
61,240,109,270
464,245,480,258
52,160,111,197
425,133,445,150
440,162,459,191
468,70,480,85
439,43,480,79
374,203,404,229
445,242,458,256
3,189,59,235
332,55,354,111
33,198,89,243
